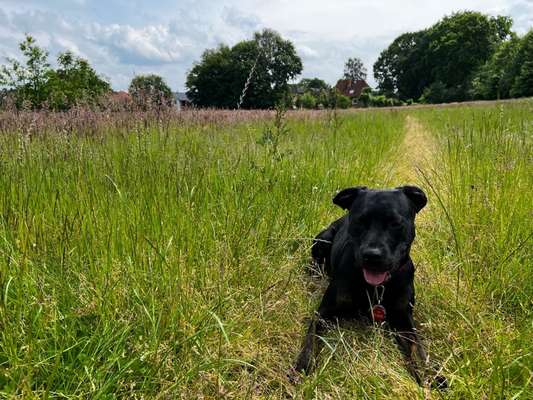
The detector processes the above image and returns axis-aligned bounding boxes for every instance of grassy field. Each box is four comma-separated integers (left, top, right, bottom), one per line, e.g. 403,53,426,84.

0,102,531,398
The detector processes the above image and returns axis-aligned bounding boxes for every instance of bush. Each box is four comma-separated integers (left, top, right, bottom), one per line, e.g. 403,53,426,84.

129,74,174,111
358,87,372,107
369,94,388,107
298,92,317,109
336,94,352,109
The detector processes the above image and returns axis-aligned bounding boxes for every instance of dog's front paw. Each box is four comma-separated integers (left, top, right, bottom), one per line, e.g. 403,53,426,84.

294,349,313,375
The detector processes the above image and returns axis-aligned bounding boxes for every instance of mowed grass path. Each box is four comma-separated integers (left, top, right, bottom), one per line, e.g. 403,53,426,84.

0,103,531,398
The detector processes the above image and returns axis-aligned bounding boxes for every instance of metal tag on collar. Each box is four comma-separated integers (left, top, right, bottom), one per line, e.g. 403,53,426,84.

372,304,386,323
372,285,386,323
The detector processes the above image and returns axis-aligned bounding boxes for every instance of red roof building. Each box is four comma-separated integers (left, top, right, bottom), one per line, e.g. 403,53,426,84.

109,91,132,103
335,79,369,100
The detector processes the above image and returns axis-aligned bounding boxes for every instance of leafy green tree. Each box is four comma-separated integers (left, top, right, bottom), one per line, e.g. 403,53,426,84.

373,31,430,100
316,90,331,108
298,92,317,109
510,30,533,98
129,74,173,110
373,12,513,103
291,78,331,108
471,29,533,100
471,37,521,99
299,78,330,92
0,34,110,110
47,52,111,110
0,35,50,108
343,57,367,81
186,45,237,108
186,29,302,109
420,81,447,103
426,12,513,101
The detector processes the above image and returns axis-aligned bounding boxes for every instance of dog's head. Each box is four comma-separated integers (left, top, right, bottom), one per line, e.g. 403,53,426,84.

333,186,427,285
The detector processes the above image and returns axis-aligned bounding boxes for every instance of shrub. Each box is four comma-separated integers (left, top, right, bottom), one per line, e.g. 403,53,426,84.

129,74,174,111
336,94,352,109
298,92,317,109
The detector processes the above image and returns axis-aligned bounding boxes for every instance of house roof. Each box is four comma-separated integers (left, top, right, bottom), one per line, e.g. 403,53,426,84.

109,91,131,102
335,79,369,98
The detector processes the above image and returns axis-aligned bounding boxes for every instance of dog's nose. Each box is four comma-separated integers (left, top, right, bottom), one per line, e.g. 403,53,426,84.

362,248,383,264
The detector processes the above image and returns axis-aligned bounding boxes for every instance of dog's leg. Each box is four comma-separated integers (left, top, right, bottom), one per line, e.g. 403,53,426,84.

388,310,423,385
388,310,447,389
293,282,338,375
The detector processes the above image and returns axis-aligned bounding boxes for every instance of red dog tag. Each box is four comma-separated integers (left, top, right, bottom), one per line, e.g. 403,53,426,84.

372,304,386,323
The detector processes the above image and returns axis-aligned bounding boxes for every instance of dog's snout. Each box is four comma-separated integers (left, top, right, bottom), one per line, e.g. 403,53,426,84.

362,247,384,264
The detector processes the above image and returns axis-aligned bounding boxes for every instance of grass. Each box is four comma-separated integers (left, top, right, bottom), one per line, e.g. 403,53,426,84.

0,102,531,398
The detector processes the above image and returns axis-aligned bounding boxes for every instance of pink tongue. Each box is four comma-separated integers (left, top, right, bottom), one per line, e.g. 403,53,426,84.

363,269,388,286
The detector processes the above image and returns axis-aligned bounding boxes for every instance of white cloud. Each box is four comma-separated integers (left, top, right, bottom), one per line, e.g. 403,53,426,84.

297,45,319,59
88,23,190,64
53,37,85,58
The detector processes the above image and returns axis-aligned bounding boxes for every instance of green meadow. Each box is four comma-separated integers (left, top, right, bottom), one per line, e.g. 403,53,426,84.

0,102,531,398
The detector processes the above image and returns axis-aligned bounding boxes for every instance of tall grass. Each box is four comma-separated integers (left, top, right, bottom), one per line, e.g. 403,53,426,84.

412,101,532,398
0,110,404,397
416,102,532,309
1,102,531,398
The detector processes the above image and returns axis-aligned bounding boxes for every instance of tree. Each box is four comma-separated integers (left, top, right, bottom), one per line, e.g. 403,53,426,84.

298,92,317,109
510,30,533,98
0,35,50,108
47,51,111,110
343,57,367,81
299,78,330,92
471,37,520,99
129,74,173,110
0,34,110,110
186,29,302,109
373,11,513,103
291,78,330,108
426,12,513,101
373,31,431,100
186,45,238,108
470,28,533,100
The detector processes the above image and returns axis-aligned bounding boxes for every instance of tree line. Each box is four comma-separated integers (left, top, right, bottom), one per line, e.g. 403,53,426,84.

0,36,175,111
374,11,533,102
0,35,110,110
1,11,531,111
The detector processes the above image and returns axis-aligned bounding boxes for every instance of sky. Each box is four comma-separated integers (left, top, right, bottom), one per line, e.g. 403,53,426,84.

0,0,531,91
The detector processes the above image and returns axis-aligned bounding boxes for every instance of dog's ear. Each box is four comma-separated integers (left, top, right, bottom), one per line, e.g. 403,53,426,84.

398,185,427,213
332,186,367,210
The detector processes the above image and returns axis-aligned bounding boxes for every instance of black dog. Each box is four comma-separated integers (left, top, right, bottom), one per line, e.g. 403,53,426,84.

294,186,446,388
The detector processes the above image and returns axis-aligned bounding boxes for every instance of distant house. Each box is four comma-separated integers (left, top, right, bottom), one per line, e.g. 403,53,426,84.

335,79,370,104
289,83,306,95
174,92,192,110
105,91,132,110
109,91,131,102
